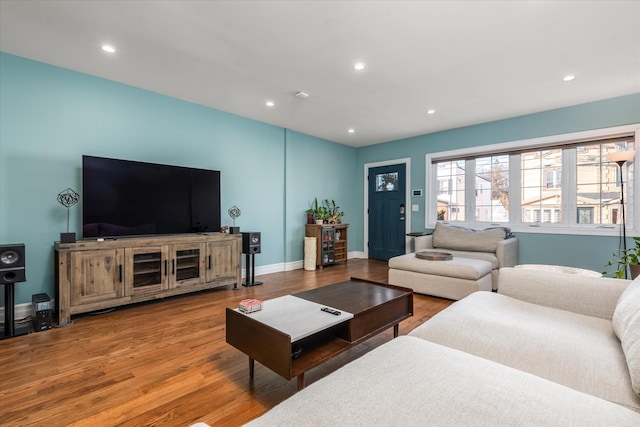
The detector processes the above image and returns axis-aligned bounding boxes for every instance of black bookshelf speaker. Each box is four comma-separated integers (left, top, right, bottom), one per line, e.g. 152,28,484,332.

242,232,261,254
0,243,26,284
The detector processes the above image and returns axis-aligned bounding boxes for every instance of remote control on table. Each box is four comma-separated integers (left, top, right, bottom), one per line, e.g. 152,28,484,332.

321,307,341,316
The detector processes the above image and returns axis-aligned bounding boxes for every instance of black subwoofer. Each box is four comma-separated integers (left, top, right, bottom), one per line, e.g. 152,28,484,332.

0,243,26,284
242,232,261,254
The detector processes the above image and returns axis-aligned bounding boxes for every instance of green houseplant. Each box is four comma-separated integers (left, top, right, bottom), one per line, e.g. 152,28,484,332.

324,199,344,224
604,236,640,279
306,198,344,224
306,198,327,224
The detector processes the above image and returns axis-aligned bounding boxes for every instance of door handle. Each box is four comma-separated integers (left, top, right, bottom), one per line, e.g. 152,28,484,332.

400,204,405,221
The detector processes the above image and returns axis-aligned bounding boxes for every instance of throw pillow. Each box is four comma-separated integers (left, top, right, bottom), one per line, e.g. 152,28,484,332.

432,222,509,252
612,278,640,396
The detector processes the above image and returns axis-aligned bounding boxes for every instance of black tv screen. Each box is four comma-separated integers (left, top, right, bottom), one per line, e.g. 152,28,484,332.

82,155,221,238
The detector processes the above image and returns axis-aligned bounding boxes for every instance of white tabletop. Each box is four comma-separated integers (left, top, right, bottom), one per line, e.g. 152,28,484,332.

235,295,354,342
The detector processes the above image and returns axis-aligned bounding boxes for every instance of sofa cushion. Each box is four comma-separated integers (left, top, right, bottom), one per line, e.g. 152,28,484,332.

245,336,640,426
388,253,492,280
498,267,626,320
409,291,640,412
432,222,509,252
413,248,500,269
613,279,640,396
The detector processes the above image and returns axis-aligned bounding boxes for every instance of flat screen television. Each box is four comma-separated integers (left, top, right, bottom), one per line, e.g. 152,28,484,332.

82,155,221,238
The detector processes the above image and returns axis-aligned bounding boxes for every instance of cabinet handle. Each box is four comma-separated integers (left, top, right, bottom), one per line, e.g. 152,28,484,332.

208,254,212,270
164,260,168,276
172,259,175,275
118,265,123,283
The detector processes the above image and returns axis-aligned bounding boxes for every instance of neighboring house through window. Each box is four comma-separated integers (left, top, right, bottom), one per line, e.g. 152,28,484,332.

426,125,638,235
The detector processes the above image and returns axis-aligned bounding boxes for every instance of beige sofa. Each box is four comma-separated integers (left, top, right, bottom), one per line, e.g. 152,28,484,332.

245,268,640,426
389,223,518,298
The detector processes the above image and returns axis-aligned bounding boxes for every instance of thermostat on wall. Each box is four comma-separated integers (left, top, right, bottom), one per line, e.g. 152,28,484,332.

412,189,423,197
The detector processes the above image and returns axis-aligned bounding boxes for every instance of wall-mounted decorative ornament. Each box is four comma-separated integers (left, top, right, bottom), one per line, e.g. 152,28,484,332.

228,205,241,234
57,188,79,243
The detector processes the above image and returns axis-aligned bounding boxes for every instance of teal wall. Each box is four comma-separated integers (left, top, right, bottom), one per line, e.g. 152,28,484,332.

2,50,640,305
284,130,358,263
0,53,356,304
357,93,640,271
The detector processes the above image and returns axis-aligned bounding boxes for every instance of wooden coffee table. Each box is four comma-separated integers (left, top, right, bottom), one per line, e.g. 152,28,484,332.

226,278,413,389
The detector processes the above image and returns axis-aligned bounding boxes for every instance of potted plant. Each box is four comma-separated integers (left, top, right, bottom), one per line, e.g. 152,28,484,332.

324,199,344,224
315,205,328,224
604,236,640,279
306,198,326,224
306,198,344,224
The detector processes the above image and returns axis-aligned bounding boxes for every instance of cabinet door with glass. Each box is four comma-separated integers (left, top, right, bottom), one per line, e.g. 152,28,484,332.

125,246,169,297
321,227,336,265
169,243,206,289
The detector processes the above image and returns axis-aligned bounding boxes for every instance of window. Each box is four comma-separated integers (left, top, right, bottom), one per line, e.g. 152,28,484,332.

521,149,562,223
426,125,638,233
546,170,562,188
436,161,465,221
576,141,622,226
475,155,509,223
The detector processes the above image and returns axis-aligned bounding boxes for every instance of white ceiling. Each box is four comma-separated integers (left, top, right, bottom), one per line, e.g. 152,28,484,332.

1,1,639,147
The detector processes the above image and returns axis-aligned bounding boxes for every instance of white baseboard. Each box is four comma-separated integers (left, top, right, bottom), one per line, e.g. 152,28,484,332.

1,253,370,321
249,252,366,277
0,301,43,322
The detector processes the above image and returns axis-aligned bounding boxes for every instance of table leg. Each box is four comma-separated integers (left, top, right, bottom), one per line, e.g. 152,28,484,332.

249,357,255,378
393,324,399,338
297,373,305,390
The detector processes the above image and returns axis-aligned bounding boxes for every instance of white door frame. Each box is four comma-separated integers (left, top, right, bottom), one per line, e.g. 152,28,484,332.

363,158,411,258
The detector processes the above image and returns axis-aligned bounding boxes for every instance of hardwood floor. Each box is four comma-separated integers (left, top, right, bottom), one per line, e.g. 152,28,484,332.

0,259,453,427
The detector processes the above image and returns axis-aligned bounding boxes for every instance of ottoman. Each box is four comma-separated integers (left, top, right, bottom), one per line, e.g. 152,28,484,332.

388,253,492,300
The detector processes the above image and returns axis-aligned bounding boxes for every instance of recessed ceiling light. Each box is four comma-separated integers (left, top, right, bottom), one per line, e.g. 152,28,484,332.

295,91,309,98
562,75,576,82
353,62,366,71
266,101,275,107
348,128,355,133
426,109,436,115
101,44,116,53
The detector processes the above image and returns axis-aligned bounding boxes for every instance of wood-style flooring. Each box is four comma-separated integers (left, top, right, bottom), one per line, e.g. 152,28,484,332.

0,259,453,427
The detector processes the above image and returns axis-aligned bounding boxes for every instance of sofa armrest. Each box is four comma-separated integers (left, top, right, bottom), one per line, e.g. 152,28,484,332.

498,267,630,320
496,237,518,268
414,235,434,251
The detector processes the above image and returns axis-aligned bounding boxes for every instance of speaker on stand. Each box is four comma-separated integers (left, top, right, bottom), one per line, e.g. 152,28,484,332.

241,232,262,287
1,243,30,339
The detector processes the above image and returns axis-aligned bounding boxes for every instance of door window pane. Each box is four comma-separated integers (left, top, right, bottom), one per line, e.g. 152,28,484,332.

577,207,594,224
375,172,398,192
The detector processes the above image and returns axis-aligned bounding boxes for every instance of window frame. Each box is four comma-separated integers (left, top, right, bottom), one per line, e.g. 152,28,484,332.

425,124,640,236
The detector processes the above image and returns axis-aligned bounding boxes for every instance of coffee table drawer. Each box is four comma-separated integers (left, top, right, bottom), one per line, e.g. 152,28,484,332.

342,293,412,342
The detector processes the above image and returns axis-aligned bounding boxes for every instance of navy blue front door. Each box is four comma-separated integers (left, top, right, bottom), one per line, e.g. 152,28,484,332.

368,164,406,260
